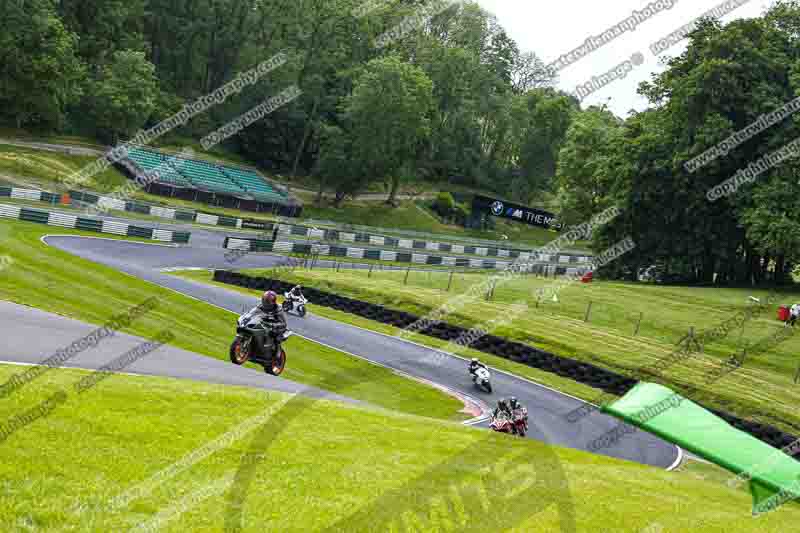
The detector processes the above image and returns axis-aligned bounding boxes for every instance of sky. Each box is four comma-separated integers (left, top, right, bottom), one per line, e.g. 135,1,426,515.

475,0,771,118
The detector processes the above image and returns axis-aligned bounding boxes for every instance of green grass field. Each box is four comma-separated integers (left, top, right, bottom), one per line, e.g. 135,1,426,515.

205,264,800,436
0,364,796,532
0,218,464,420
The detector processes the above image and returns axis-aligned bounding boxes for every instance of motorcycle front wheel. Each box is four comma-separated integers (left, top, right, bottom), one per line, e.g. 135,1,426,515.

483,381,492,394
266,347,286,376
230,337,251,365
298,304,306,317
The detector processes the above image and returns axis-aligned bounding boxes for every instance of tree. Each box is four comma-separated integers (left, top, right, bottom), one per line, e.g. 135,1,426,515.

344,56,433,205
510,89,576,204
555,107,621,223
317,123,366,207
0,0,85,129
86,50,159,143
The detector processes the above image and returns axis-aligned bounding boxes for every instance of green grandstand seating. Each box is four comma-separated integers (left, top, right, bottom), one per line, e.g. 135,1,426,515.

127,148,192,187
125,147,288,201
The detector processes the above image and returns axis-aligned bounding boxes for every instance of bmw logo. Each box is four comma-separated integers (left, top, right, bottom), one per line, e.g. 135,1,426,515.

490,201,504,216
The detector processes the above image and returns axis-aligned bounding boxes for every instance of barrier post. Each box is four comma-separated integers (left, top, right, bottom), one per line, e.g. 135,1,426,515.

584,300,593,322
634,311,643,336
447,271,453,292
404,267,410,285
368,264,373,278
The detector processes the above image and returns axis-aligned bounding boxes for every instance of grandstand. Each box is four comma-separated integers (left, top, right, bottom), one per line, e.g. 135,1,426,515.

122,146,299,215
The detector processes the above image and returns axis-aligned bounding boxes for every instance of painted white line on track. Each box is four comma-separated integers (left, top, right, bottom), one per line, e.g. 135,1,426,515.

40,238,682,466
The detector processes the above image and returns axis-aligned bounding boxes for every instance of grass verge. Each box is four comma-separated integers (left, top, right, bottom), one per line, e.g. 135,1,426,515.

200,265,800,436
0,363,796,532
170,268,608,403
0,218,464,420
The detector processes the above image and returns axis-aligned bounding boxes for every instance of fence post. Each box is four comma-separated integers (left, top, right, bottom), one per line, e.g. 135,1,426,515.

404,267,410,285
584,300,593,322
368,264,373,278
634,311,643,336
336,262,340,272
447,271,454,292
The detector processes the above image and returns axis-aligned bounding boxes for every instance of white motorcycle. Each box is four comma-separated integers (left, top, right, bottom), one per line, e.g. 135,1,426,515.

471,366,492,394
282,292,308,317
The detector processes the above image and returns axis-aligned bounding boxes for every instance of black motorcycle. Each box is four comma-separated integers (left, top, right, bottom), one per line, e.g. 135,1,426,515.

229,306,291,375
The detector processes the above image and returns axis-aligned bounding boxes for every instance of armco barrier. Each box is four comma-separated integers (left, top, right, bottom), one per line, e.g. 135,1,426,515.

62,187,594,264
0,203,190,244
213,269,800,454
222,236,587,273
271,222,594,264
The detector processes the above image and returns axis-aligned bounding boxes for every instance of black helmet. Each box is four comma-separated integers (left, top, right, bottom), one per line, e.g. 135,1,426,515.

509,397,518,408
498,398,507,409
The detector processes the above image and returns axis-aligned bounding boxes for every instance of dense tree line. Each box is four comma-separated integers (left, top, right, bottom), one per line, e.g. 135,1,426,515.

586,1,800,285
6,0,800,286
0,0,576,206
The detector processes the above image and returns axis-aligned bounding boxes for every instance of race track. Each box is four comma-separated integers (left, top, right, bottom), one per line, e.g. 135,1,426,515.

4,227,681,469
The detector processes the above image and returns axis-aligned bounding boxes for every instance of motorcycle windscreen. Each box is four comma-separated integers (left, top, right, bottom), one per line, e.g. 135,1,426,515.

601,382,800,515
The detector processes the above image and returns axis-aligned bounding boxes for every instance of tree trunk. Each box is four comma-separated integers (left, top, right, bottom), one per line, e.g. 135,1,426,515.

775,254,786,284
386,175,400,206
315,178,325,207
291,97,319,189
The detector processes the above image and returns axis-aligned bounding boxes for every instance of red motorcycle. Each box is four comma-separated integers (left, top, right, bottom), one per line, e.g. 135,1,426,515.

512,406,529,437
490,411,514,434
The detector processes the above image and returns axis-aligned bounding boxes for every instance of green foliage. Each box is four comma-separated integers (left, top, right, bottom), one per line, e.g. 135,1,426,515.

555,107,621,224
344,56,434,204
597,12,800,285
0,0,85,130
85,50,159,144
432,191,456,216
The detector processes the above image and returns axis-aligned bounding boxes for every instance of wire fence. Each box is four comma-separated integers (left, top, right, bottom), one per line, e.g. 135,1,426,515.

251,257,796,353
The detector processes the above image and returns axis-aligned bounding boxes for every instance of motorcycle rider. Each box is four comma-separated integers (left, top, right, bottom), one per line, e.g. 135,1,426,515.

493,398,511,419
257,290,287,355
508,396,528,430
286,285,305,307
469,358,488,378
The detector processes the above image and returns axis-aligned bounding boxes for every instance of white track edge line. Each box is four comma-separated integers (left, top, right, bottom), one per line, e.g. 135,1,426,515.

40,242,680,464
41,234,180,248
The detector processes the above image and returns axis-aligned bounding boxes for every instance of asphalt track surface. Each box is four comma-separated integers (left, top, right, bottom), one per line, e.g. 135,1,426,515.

0,302,356,403
2,229,680,469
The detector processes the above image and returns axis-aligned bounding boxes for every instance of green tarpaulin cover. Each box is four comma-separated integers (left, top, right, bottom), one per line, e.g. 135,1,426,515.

602,382,800,515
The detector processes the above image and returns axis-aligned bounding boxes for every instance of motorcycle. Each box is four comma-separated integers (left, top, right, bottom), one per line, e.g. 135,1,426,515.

471,366,492,394
511,406,529,437
282,292,308,317
490,411,514,434
230,306,291,375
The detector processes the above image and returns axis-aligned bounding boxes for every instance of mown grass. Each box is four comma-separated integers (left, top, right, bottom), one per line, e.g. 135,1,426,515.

172,268,609,403
0,364,796,532
0,143,127,193
212,264,800,436
0,218,464,420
